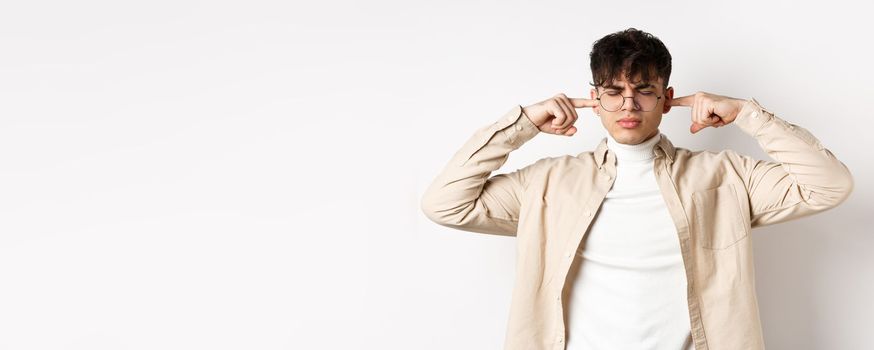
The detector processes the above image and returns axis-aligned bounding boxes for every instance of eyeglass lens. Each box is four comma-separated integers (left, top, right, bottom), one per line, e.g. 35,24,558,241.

599,91,659,112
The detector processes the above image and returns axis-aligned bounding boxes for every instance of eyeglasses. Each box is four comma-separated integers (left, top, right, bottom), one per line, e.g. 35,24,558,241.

596,90,663,112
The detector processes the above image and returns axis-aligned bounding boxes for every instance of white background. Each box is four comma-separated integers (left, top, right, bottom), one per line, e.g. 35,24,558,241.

1,1,871,349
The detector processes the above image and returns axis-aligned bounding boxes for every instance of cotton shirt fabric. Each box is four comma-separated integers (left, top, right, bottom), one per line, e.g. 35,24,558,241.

421,98,854,350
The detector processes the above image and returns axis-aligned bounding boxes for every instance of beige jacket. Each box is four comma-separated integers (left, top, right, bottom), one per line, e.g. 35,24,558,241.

420,98,854,350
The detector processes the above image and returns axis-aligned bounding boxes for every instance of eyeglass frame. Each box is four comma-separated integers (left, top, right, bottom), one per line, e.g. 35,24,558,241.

595,89,663,112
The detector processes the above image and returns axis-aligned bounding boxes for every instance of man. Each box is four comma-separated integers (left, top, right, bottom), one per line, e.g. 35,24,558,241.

419,28,853,350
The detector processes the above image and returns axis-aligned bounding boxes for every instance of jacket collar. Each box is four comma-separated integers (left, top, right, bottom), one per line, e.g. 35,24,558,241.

588,132,676,168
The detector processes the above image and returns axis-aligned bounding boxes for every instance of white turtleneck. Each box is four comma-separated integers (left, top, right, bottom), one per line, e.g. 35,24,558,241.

563,132,695,350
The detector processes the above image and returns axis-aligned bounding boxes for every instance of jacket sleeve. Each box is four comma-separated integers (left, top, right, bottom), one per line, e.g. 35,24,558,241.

420,105,543,236
729,97,854,228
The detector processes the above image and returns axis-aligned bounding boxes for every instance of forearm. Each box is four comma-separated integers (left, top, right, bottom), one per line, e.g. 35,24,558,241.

420,105,540,233
732,97,854,208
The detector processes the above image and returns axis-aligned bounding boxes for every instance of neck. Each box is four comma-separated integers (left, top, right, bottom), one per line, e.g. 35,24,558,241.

607,132,660,162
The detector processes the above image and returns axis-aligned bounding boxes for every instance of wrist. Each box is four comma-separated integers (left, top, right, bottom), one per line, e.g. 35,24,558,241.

732,98,748,112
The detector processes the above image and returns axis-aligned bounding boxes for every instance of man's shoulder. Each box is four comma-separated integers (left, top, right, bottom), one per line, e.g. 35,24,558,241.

526,154,575,168
677,146,748,160
673,146,757,170
516,154,595,172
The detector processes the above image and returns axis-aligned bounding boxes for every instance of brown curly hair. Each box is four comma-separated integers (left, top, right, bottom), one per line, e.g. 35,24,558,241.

589,28,672,90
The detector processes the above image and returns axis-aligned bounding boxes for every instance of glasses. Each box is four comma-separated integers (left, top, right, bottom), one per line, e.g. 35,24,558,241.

596,90,662,112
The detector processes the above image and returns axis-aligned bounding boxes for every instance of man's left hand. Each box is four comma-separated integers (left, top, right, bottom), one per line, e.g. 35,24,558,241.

669,92,747,134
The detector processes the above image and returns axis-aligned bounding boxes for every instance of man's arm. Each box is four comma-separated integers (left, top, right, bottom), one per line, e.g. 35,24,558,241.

728,98,854,227
420,105,542,237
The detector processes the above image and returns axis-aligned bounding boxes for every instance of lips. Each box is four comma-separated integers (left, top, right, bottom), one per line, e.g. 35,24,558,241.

617,117,641,128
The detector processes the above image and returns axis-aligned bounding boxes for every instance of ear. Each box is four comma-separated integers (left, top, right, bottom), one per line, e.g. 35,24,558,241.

662,86,674,114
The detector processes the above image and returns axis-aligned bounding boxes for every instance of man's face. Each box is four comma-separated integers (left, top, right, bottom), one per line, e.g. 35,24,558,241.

589,73,674,145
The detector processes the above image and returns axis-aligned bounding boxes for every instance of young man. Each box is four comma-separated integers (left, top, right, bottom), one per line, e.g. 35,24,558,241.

420,28,853,350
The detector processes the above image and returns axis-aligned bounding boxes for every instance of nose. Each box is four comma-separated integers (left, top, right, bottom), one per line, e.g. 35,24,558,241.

620,92,640,111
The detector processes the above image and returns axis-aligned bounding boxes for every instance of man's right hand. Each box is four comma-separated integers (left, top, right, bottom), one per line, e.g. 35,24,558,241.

521,93,598,137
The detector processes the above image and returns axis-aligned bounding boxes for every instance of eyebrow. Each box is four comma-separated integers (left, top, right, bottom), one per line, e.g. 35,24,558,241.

603,83,656,90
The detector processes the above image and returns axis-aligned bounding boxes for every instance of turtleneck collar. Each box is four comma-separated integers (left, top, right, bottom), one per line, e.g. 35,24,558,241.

606,132,661,162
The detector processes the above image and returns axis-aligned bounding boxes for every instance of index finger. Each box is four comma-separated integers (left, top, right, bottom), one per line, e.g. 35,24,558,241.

669,95,695,107
569,98,598,108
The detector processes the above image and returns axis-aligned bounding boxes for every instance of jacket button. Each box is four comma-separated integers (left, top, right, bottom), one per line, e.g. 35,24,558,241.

585,211,592,217
516,124,522,131
557,336,564,343
751,111,759,118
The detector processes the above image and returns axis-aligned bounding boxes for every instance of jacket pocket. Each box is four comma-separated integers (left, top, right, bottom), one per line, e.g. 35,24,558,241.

691,183,750,250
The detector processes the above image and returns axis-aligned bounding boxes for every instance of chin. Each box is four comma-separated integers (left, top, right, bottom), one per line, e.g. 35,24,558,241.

613,130,644,145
